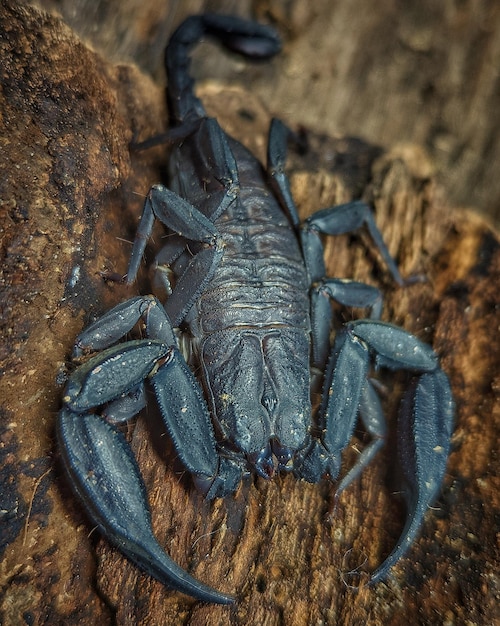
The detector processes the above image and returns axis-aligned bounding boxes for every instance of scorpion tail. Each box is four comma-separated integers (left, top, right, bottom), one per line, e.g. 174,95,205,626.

165,14,281,123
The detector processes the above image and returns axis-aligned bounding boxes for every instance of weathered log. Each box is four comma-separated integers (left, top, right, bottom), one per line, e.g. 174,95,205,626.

1,3,498,625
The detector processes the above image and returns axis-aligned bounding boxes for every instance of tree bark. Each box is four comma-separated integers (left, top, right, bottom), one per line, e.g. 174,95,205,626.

26,0,500,226
1,2,498,625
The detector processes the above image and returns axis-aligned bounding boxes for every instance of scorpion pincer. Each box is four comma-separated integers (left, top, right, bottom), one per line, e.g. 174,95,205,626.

58,14,454,604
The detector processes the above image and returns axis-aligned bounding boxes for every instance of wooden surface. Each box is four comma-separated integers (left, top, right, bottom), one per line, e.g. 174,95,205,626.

27,0,500,227
1,2,499,625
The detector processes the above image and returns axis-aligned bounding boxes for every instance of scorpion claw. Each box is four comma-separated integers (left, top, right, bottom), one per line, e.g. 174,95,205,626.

57,408,234,604
371,368,454,584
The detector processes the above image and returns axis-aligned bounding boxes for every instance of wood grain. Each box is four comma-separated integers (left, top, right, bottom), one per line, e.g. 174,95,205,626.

1,2,498,625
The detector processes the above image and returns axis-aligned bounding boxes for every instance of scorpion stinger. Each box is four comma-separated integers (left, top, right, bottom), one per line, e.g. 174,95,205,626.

58,14,454,604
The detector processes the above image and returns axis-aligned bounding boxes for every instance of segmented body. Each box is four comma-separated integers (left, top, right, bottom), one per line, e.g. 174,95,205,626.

171,134,312,471
181,140,310,332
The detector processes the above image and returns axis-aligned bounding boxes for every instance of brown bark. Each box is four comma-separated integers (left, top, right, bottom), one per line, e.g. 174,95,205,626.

1,2,498,625
28,0,500,227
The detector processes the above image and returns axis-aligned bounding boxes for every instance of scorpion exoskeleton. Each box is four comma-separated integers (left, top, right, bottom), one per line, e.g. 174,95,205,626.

58,14,454,604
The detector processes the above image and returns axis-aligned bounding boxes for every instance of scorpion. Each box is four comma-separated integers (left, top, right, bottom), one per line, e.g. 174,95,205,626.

58,15,454,604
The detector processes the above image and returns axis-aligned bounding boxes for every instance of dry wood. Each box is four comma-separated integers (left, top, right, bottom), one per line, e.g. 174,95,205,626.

1,2,498,625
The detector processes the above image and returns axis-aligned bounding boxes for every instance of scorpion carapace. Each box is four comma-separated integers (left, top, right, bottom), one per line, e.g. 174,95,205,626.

58,14,454,604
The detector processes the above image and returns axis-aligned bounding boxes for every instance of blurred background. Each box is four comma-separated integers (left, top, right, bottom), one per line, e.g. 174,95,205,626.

27,0,500,226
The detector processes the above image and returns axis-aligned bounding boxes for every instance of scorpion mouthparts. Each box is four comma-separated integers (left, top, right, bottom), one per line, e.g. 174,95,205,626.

272,440,295,472
249,444,275,479
249,439,296,479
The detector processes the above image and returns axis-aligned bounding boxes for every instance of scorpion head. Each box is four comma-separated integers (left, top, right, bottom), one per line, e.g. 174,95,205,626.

200,329,312,478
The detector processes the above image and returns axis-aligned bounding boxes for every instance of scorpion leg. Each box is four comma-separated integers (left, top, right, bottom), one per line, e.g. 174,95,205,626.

308,278,387,487
150,236,187,297
301,201,404,285
310,277,383,368
127,184,225,326
127,119,241,328
127,184,222,282
267,117,402,285
74,295,178,357
297,320,453,582
267,118,301,227
319,278,383,320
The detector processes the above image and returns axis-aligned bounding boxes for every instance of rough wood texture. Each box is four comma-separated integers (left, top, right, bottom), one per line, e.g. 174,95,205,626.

1,2,499,625
29,0,500,226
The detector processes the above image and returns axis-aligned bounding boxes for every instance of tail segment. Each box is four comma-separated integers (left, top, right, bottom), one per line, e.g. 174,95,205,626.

165,14,281,123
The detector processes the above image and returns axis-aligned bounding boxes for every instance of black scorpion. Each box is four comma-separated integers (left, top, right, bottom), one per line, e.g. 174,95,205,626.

58,15,454,604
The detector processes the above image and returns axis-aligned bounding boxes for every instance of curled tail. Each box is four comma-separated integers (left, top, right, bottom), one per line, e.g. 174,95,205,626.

165,14,281,123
